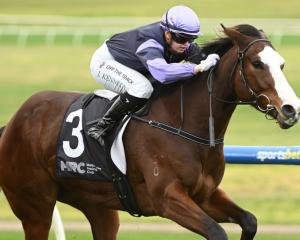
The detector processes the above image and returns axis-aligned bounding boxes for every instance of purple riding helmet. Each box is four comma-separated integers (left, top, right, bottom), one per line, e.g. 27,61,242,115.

160,5,202,39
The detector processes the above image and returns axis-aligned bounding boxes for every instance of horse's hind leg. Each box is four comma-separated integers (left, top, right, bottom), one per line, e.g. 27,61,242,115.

2,177,57,240
82,207,119,240
201,188,257,240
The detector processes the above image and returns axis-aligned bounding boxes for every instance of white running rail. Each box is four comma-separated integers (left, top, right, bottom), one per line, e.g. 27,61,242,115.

1,15,300,46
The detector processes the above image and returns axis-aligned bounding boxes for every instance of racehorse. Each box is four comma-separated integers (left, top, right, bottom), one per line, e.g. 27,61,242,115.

1,24,300,240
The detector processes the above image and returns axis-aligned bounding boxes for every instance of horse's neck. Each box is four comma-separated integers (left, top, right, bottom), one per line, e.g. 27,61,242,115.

149,48,238,140
181,50,238,139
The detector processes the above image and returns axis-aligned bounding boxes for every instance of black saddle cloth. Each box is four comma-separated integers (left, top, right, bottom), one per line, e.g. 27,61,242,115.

56,93,117,181
56,92,142,215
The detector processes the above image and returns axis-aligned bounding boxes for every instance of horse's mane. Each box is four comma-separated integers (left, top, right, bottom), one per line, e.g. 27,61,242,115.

201,24,265,56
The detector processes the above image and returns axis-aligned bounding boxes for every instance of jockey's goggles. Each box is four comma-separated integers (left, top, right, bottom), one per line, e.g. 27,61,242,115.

171,32,197,44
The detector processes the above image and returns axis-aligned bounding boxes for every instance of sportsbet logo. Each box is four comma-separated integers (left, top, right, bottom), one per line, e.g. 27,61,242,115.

257,149,300,161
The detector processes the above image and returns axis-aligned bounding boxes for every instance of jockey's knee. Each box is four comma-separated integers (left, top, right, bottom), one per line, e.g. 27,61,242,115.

90,57,154,99
128,80,153,99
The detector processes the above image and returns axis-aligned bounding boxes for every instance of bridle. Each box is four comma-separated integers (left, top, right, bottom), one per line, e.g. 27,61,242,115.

208,38,276,113
204,38,278,146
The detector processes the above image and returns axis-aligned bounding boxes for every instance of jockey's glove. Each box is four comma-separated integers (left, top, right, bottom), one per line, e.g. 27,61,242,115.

193,53,220,73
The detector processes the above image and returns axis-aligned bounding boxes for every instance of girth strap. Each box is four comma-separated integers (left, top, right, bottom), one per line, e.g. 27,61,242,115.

104,137,142,217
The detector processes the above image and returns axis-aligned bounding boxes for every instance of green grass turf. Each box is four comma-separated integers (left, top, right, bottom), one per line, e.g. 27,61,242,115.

0,231,300,240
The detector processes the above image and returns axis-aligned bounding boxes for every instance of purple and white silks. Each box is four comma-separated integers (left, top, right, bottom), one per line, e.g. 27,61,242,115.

136,39,197,84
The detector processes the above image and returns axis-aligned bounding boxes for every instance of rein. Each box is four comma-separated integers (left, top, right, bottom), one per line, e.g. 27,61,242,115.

132,84,224,146
131,115,224,146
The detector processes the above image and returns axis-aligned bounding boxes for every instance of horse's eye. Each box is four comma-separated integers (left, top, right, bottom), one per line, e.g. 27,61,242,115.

280,63,285,70
252,61,264,69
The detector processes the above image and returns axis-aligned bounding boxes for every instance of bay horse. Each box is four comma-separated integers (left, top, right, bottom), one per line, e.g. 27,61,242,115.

1,24,300,240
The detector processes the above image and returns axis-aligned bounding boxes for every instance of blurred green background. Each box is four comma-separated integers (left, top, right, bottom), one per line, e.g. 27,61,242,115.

1,0,300,17
1,0,300,239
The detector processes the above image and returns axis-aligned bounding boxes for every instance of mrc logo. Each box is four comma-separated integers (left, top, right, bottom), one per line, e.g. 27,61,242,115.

60,161,86,174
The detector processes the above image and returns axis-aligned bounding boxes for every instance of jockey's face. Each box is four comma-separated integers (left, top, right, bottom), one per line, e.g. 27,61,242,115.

165,31,194,54
170,39,190,54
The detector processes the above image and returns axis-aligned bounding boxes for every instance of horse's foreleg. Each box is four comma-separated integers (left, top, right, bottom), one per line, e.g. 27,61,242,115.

153,180,228,240
83,207,119,240
201,188,257,240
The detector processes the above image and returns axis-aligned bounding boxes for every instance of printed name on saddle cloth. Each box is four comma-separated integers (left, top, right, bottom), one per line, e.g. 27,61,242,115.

106,64,134,84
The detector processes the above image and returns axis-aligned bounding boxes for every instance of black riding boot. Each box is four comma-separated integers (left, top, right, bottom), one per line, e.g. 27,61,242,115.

88,92,146,146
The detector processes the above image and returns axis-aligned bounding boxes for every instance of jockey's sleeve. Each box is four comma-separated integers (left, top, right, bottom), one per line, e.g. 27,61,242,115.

136,39,197,84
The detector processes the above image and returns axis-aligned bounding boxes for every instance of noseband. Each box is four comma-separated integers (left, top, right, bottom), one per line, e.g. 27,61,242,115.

209,38,274,112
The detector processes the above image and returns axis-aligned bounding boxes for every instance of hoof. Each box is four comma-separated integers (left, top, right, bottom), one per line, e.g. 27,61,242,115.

208,223,228,240
242,211,257,239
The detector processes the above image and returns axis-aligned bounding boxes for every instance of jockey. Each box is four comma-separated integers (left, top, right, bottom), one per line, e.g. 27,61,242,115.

88,5,220,146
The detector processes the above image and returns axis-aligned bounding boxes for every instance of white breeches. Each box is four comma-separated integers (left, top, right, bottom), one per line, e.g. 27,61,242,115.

90,43,153,99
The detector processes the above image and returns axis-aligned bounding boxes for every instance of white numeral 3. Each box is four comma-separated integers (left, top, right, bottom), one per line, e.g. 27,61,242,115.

63,109,84,158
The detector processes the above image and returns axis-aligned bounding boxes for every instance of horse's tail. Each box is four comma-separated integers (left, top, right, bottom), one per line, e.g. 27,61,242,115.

0,126,5,138
0,126,5,192
0,127,3,192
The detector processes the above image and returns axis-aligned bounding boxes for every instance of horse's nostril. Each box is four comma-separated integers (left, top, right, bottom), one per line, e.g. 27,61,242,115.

281,104,296,119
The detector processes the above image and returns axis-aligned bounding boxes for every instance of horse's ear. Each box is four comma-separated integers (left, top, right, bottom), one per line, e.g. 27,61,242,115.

259,29,269,39
220,24,249,49
220,23,227,32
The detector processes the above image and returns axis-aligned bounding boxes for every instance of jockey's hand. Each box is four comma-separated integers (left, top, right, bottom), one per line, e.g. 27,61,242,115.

193,54,220,73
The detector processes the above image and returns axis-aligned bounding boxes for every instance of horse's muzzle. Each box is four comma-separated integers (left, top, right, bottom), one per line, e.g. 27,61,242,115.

277,104,299,129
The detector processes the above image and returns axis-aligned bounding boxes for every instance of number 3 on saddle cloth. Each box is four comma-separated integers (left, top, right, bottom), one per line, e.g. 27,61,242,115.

56,90,141,216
